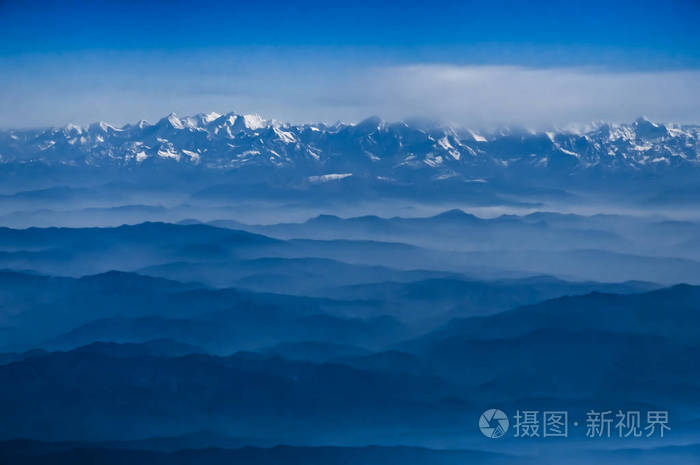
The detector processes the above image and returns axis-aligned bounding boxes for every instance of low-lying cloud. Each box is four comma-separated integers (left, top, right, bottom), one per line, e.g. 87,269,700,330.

2,53,700,129
360,65,700,129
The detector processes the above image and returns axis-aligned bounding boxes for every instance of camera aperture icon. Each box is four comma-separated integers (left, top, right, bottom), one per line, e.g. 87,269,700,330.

479,408,509,438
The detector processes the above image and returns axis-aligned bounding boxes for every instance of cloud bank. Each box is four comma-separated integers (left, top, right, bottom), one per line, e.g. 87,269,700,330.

362,65,700,129
2,53,699,129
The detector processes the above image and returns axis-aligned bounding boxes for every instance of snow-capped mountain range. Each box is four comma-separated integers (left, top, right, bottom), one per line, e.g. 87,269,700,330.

1,112,699,183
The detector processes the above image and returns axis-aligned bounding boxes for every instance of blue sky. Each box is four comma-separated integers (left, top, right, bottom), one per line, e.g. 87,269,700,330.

1,0,699,127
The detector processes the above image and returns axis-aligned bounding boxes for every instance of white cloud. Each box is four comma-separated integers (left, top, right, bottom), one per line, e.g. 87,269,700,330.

349,65,700,129
2,52,699,129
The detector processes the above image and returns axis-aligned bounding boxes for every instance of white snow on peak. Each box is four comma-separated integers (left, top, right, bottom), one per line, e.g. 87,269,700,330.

39,140,56,151
94,121,121,132
243,114,267,130
182,117,199,128
64,123,83,134
183,112,221,128
237,149,261,158
274,127,296,144
6,111,699,173
437,136,454,151
203,112,221,123
157,148,181,160
166,113,184,129
424,155,444,167
437,137,461,160
218,113,267,130
182,149,201,162
308,173,353,183
557,147,580,158
306,147,321,160
468,130,487,142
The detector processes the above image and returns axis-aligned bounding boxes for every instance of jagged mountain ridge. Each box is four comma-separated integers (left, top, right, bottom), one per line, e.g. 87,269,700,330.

1,113,699,181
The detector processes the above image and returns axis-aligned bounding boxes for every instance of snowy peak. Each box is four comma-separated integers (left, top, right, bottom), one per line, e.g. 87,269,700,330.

158,113,185,130
88,121,121,134
0,112,698,178
634,116,669,140
241,114,267,130
213,112,268,131
182,112,221,128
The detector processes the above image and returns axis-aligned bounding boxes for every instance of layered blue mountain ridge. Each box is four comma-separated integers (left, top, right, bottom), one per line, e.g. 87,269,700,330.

1,113,699,463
